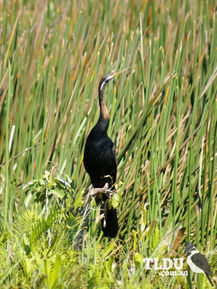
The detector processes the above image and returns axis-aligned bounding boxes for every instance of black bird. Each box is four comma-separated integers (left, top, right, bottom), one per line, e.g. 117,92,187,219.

185,242,214,287
84,71,124,238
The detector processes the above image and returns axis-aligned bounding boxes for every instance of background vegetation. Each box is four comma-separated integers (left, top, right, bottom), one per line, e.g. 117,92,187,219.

0,0,216,288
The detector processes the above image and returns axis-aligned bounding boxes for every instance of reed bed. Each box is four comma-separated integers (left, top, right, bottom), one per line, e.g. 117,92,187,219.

0,1,216,288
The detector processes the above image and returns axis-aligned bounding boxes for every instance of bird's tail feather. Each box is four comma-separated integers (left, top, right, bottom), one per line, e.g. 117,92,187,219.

100,201,118,238
205,272,214,288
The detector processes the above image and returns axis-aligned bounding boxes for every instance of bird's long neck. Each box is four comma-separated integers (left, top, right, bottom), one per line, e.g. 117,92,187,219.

94,89,110,134
99,89,110,121
91,74,114,136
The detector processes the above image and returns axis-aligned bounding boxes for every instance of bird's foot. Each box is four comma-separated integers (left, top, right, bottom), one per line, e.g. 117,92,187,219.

89,183,113,197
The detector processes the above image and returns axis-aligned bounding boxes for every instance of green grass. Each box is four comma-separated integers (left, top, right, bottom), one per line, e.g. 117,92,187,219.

0,0,217,288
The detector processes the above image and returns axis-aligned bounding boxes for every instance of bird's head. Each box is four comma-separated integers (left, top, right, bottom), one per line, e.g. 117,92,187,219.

185,242,199,255
98,67,131,94
185,242,194,252
99,73,114,93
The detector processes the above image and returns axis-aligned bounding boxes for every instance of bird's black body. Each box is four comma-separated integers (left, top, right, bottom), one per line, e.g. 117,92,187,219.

191,253,212,275
83,73,118,238
84,129,116,190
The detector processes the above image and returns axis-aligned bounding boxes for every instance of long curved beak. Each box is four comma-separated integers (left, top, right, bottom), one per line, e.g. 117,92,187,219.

99,67,133,93
112,66,133,78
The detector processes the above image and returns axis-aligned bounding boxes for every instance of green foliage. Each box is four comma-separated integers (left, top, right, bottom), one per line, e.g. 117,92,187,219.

0,0,217,288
